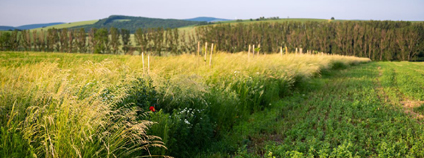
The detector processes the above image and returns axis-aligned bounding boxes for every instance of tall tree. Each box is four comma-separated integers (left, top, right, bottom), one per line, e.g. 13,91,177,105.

109,27,121,54
395,28,407,60
121,28,131,54
76,28,86,53
68,30,74,53
21,30,31,51
406,26,419,61
135,28,147,54
89,28,97,53
32,30,39,51
0,32,11,51
59,28,69,52
94,28,109,54
47,28,59,52
10,30,20,51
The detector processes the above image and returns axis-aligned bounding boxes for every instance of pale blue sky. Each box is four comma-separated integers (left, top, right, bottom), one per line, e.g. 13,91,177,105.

1,0,423,26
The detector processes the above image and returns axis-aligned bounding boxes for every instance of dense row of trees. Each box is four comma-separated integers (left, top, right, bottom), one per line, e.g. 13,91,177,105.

196,21,424,61
0,21,423,60
0,27,199,55
0,27,132,54
134,27,199,56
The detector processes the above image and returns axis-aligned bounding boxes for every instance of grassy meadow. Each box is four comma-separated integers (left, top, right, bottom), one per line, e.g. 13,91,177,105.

0,51,371,157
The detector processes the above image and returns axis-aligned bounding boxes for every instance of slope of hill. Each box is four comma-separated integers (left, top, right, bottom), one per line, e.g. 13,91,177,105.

0,22,65,30
185,17,231,22
71,15,202,33
0,26,17,31
32,20,98,31
17,22,65,30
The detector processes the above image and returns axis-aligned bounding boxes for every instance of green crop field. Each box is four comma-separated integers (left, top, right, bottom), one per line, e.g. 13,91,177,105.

0,51,375,157
212,61,424,157
31,20,98,31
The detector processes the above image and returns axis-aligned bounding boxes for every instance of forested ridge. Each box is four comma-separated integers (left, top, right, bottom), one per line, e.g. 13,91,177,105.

0,20,423,61
71,15,202,33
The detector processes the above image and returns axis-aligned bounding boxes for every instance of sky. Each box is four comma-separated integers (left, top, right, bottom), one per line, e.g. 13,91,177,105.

1,0,424,26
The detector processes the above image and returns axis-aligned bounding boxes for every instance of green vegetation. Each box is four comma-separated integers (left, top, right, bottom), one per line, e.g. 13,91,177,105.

1,47,424,158
0,51,369,157
202,62,424,157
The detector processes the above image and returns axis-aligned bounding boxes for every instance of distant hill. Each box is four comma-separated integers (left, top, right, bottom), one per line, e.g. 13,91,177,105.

0,22,65,31
185,17,231,22
32,20,98,31
0,26,17,31
17,22,64,30
71,15,203,33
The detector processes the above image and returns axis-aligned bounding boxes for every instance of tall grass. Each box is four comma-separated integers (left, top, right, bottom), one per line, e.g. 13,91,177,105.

0,53,165,157
0,51,370,157
143,52,370,156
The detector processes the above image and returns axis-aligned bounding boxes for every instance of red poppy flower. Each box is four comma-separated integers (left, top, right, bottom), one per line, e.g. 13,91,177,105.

149,106,156,112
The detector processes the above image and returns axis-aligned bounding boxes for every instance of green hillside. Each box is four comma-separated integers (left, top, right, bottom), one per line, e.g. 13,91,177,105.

71,15,202,33
31,20,98,31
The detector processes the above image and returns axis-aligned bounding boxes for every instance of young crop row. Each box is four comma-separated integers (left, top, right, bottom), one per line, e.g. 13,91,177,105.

222,62,424,157
0,52,369,157
378,62,424,117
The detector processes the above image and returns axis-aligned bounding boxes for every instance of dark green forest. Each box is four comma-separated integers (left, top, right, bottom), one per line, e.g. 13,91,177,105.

1,20,423,61
71,15,202,33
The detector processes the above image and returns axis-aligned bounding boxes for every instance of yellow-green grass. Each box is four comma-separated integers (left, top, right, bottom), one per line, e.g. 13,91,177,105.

0,51,164,157
31,20,98,31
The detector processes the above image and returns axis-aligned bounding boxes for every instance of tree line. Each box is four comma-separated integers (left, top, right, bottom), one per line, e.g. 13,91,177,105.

195,21,424,61
0,27,199,55
0,20,423,60
0,27,133,54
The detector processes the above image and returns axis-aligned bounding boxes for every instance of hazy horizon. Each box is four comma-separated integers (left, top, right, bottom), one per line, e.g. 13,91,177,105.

1,0,424,26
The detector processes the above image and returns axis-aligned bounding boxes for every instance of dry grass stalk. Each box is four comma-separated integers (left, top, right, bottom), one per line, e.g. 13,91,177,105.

148,54,150,74
253,45,255,57
204,42,208,63
285,46,288,55
142,52,145,74
280,47,283,56
209,43,214,67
